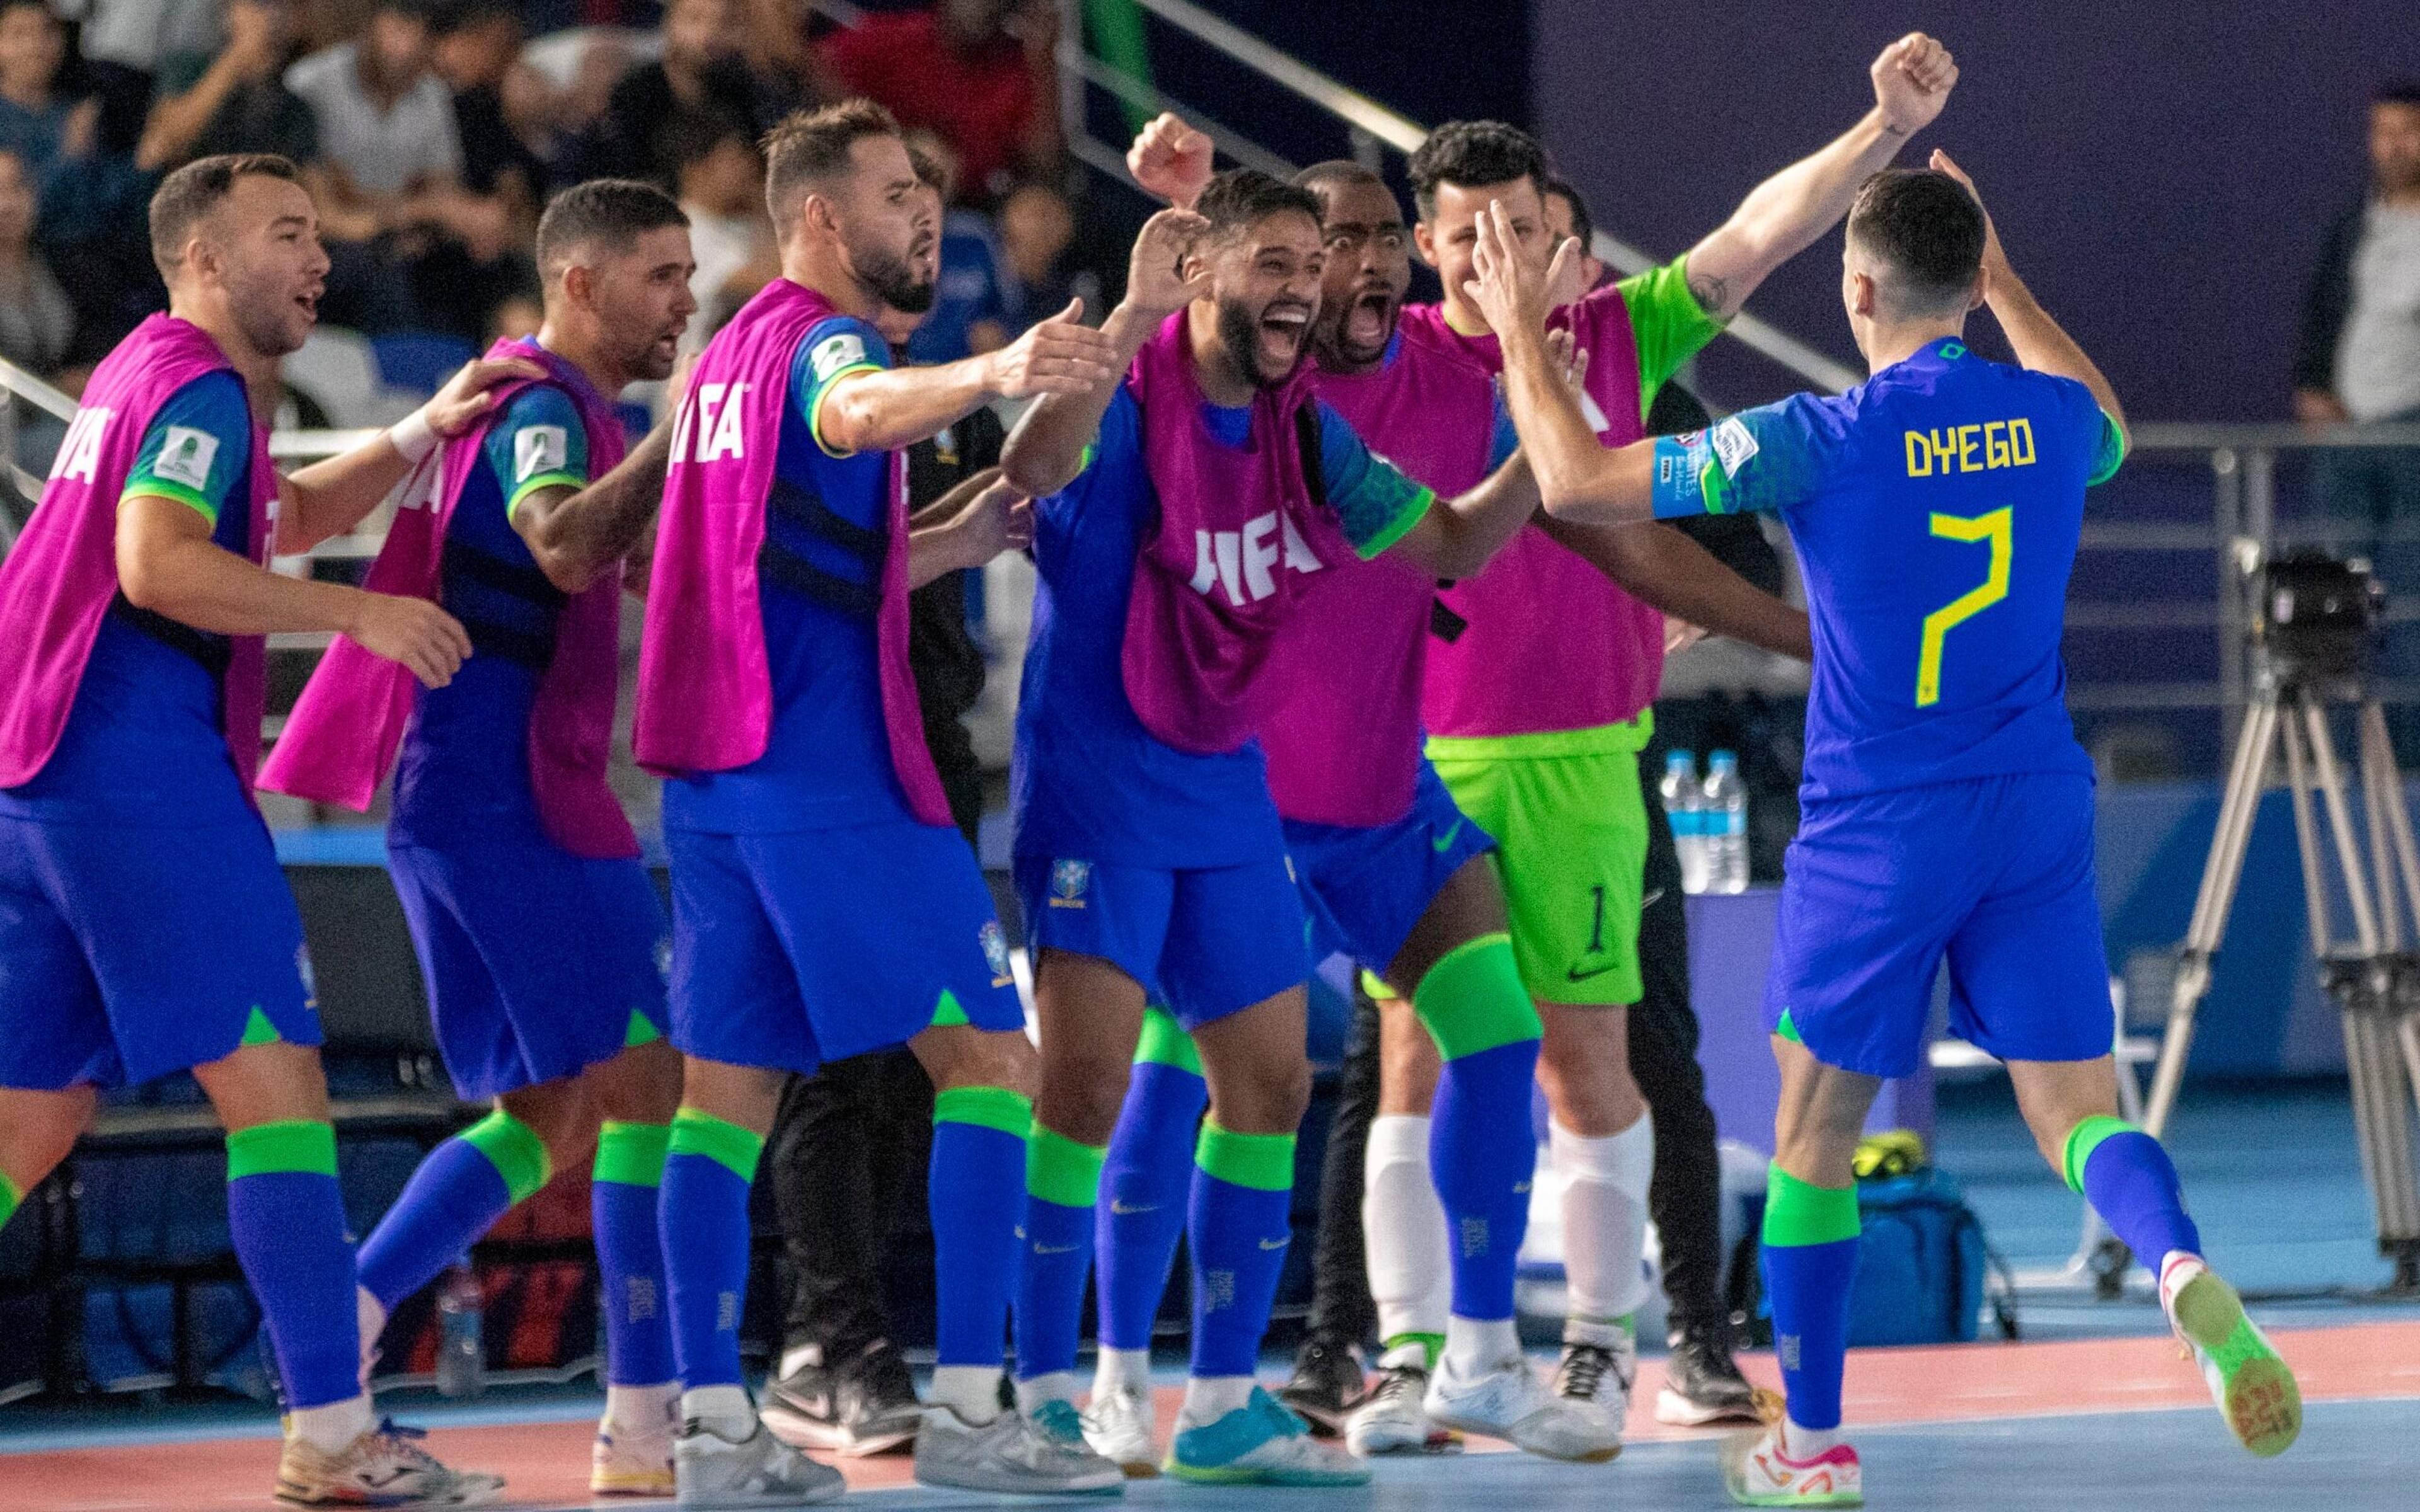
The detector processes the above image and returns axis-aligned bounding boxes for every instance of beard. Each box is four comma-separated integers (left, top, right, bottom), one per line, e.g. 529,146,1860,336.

858,243,936,316
1216,293,1306,387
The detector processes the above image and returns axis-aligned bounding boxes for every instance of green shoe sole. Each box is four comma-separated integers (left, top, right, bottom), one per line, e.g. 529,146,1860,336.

2174,1271,2302,1458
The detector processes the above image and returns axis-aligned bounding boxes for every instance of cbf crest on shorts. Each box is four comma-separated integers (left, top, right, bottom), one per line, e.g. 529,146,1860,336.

1049,858,1091,909
981,920,1013,987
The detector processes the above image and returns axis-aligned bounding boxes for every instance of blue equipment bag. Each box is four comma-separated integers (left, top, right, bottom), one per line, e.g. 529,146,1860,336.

1842,1168,2015,1346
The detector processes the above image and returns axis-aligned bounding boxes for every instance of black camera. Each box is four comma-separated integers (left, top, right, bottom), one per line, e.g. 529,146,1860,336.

2252,550,2383,677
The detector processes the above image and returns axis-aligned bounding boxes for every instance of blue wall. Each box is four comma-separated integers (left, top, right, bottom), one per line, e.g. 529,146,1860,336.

1531,2,2420,420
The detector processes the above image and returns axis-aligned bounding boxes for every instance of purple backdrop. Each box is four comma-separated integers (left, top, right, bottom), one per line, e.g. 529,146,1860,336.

1531,3,2420,419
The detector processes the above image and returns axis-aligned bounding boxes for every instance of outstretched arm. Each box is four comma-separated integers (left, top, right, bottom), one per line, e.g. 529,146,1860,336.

908,469,1032,588
816,298,1122,457
1536,515,1811,660
1678,33,1958,318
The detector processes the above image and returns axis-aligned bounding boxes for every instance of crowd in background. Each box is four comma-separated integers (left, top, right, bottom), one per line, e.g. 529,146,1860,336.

0,0,1110,398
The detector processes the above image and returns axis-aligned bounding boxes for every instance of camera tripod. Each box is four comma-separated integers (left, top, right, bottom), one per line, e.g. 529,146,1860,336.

2107,651,2420,1296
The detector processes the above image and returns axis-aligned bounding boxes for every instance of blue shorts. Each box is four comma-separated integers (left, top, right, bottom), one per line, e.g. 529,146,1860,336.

1012,851,1307,1029
0,813,320,1090
1766,772,2112,1079
1286,761,1497,974
387,838,669,1101
668,821,1023,1075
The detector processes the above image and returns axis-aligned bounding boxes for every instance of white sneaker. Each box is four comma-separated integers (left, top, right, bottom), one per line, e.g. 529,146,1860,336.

1424,1349,1620,1463
2161,1254,2302,1458
275,1419,504,1507
1346,1363,1456,1456
1720,1424,1862,1506
674,1419,845,1507
593,1397,679,1498
1165,1388,1369,1486
1082,1381,1160,1477
914,1402,1126,1496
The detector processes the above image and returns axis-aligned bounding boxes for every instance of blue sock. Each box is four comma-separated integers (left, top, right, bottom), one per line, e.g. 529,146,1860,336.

931,1087,1031,1368
1761,1166,1860,1431
226,1121,363,1410
658,1109,761,1390
1096,1033,1207,1351
357,1109,549,1310
1414,935,1543,1322
1187,1123,1294,1380
593,1121,676,1386
1015,1126,1103,1385
2065,1116,2201,1264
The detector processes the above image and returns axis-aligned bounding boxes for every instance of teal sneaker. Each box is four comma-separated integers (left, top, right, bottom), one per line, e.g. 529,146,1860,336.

1164,1388,1370,1486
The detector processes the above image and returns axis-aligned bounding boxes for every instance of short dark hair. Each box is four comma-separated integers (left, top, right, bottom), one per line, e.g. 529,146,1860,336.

534,178,689,282
2376,79,2420,110
1408,120,1549,217
1542,176,1594,251
1196,168,1322,244
149,153,302,277
1293,159,1388,198
761,98,901,232
1845,168,1986,316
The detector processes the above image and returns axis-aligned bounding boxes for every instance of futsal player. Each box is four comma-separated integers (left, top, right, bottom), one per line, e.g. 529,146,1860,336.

634,99,1128,1504
1472,152,2302,1507
260,179,702,1499
996,166,1561,1484
0,153,520,1507
1369,35,1954,1448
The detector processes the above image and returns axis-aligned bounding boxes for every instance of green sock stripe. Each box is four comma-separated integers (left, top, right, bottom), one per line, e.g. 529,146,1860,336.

935,1085,1034,1138
2062,1114,2140,1194
1385,1331,1444,1371
239,1005,282,1047
623,1010,664,1048
1134,1006,1202,1074
1763,1164,1861,1247
1027,1126,1108,1208
459,1109,552,1204
0,1172,21,1227
1775,1009,1804,1045
1196,1121,1296,1192
1412,932,1541,1061
669,1108,764,1183
226,1120,338,1181
593,1120,671,1188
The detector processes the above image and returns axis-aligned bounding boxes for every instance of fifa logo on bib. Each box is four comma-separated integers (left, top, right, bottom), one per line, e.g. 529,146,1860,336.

671,381,751,464
1049,859,1091,908
49,406,115,483
1189,510,1322,607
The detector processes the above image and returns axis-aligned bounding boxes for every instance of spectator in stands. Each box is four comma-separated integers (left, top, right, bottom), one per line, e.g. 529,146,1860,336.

2,0,152,355
582,0,801,189
0,0,81,175
818,0,1059,203
671,113,775,355
433,2,548,229
285,0,531,340
996,176,1092,326
0,146,71,377
71,0,221,77
487,289,541,344
899,133,1011,364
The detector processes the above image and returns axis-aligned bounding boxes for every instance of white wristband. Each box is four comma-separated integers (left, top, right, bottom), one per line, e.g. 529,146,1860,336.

388,407,439,465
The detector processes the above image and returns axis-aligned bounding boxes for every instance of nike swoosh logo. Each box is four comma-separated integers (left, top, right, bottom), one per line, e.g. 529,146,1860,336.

1565,962,1621,983
1110,1200,1158,1216
1431,820,1465,853
1034,1243,1080,1255
1258,1237,1290,1251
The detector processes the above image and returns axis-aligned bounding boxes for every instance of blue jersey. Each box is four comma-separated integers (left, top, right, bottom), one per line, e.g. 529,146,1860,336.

662,314,911,834
1650,338,2125,802
0,371,256,824
390,384,591,847
1011,387,1432,869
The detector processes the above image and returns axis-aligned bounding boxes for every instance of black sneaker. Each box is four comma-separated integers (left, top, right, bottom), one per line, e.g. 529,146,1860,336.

1276,1336,1366,1438
1655,1321,1763,1426
763,1339,924,1456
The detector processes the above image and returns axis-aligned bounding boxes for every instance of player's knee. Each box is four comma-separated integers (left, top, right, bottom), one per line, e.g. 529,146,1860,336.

1037,1047,1129,1143
1211,1051,1312,1135
933,1027,1037,1100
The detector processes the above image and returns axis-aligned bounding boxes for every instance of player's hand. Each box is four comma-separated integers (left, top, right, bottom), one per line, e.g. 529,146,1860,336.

1544,327,1591,396
423,354,548,437
1871,33,1956,138
947,469,1035,564
1665,616,1707,655
349,591,471,689
1466,200,1576,338
1127,112,1214,210
984,299,1123,399
1119,206,1213,318
1927,149,2011,287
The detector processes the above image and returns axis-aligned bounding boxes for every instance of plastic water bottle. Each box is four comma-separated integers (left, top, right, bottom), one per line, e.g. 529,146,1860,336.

434,1260,485,1399
1660,750,1710,895
1703,750,1750,894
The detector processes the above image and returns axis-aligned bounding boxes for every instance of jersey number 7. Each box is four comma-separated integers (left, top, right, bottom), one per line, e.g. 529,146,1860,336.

1915,507,2012,707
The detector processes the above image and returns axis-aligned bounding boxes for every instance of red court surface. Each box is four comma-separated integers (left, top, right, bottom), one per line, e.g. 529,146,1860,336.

3,1320,2413,1509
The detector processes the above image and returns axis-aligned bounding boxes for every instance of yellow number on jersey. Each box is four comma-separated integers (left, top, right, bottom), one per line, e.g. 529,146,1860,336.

1916,507,2012,707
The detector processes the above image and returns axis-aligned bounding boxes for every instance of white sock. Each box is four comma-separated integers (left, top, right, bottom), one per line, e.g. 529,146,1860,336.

778,1343,823,1380
1363,1114,1450,1344
1782,1417,1838,1458
1014,1370,1080,1416
1181,1373,1256,1424
929,1365,999,1424
1441,1315,1521,1380
1552,1114,1655,1324
605,1381,681,1433
354,1287,386,1382
289,1393,376,1453
1093,1346,1151,1397
682,1384,756,1440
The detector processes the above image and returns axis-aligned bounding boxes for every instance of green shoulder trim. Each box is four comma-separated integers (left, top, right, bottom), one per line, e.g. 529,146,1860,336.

120,478,217,526
1354,484,1435,562
809,363,884,458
